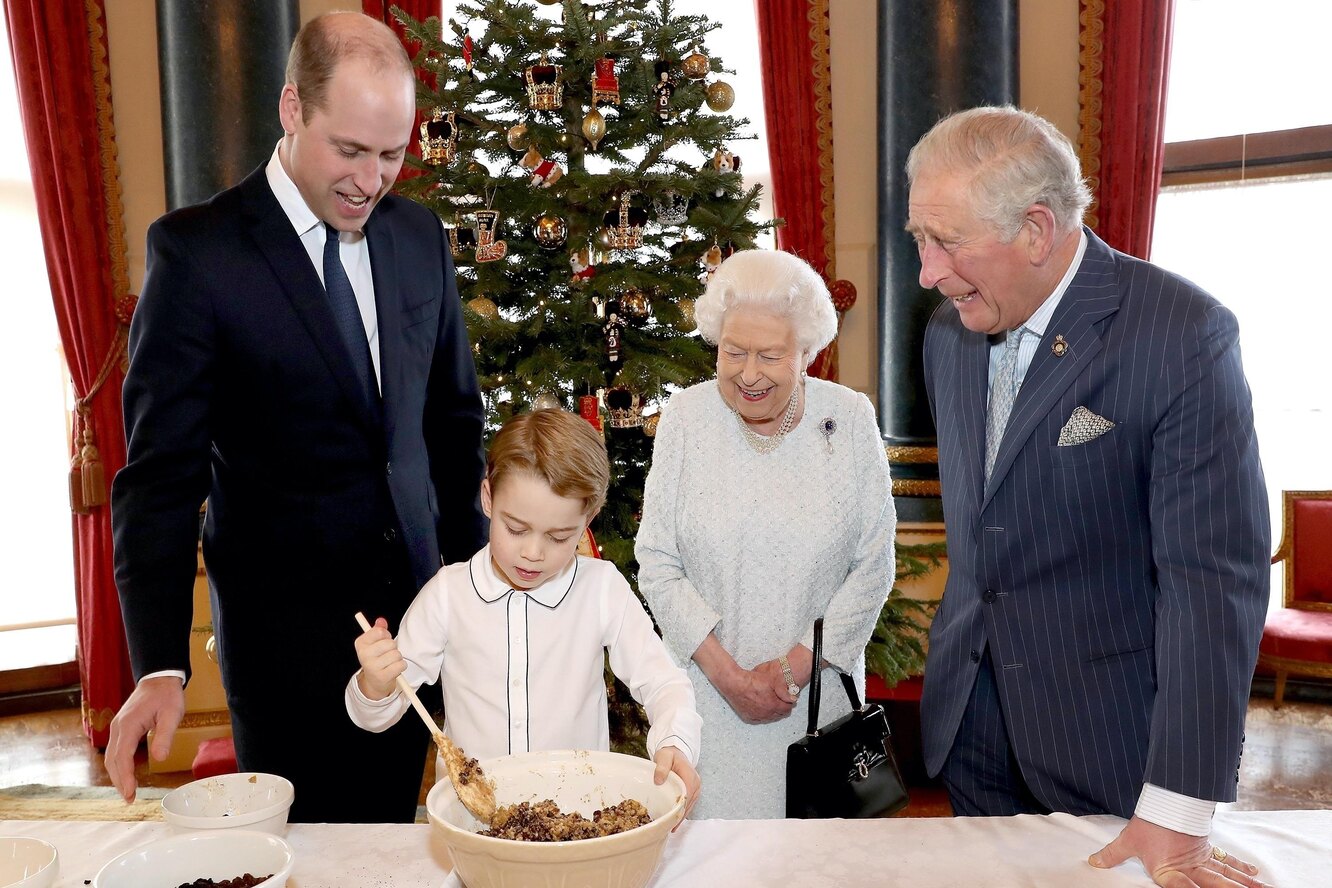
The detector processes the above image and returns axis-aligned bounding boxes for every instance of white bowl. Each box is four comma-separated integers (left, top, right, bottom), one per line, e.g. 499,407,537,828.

0,837,58,888
426,749,687,888
92,830,293,888
161,772,294,834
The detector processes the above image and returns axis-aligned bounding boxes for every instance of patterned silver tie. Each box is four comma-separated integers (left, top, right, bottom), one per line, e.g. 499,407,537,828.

984,327,1027,483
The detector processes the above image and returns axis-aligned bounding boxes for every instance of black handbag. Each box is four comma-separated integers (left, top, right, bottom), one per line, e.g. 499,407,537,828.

785,617,909,818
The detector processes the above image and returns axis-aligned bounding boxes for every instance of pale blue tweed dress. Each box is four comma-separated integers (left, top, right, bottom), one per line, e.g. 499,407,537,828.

636,377,896,819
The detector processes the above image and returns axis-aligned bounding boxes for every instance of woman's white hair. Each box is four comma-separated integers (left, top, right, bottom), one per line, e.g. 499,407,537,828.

905,105,1092,241
693,249,838,367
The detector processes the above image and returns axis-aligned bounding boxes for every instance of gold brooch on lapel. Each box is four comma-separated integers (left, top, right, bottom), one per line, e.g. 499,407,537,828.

1051,334,1069,358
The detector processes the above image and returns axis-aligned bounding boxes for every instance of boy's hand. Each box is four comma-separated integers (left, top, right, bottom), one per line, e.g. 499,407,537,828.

653,746,701,824
354,616,406,700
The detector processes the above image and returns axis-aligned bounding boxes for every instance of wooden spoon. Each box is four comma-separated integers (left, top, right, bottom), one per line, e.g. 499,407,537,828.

354,612,497,824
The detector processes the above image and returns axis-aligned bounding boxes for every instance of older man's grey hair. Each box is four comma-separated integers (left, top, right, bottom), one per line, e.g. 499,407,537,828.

694,249,838,366
906,105,1092,241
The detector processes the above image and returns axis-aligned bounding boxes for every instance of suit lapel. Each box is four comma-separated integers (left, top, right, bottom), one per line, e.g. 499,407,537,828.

240,170,380,432
982,231,1120,506
959,330,991,515
367,207,400,443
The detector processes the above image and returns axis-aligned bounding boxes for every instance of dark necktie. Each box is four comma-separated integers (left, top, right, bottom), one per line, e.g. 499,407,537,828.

984,326,1028,483
322,223,376,405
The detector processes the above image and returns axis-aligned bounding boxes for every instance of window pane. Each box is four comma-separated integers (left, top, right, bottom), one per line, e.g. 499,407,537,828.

1152,177,1332,586
1165,0,1332,142
0,11,77,653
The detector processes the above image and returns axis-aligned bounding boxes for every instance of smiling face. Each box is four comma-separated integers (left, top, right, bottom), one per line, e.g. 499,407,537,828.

278,57,415,232
906,167,1047,335
716,306,806,434
482,473,589,591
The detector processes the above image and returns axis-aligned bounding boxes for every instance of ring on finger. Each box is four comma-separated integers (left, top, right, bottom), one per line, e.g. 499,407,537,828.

1211,846,1228,864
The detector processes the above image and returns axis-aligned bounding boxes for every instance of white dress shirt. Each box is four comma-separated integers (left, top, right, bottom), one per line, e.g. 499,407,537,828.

264,143,382,391
986,230,1086,392
345,546,702,767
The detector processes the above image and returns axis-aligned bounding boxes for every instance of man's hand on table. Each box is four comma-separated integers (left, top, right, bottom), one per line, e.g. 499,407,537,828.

1090,815,1272,887
105,675,186,803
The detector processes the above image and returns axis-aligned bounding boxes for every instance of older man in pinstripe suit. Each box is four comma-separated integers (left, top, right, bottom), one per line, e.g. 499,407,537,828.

908,107,1271,887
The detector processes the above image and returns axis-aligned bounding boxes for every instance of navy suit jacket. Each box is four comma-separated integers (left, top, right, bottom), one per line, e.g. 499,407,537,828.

112,166,487,705
920,229,1269,816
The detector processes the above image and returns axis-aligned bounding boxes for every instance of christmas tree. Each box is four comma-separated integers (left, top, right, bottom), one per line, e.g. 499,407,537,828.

394,0,771,578
394,0,772,751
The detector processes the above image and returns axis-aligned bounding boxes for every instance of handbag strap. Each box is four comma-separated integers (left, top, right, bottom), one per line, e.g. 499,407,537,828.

806,618,824,735
804,617,866,737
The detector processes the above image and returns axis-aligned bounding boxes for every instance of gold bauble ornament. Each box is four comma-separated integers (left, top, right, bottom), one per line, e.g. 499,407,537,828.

620,288,650,321
677,297,696,329
594,227,616,251
506,123,530,151
536,0,559,4
532,213,568,249
643,413,661,437
467,158,490,177
581,108,607,150
682,48,710,80
467,294,499,318
705,80,736,112
532,392,561,410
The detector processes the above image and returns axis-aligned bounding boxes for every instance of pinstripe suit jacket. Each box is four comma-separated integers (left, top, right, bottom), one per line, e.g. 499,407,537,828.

919,228,1269,817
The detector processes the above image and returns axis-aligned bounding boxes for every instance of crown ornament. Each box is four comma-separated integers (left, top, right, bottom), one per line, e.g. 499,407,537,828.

525,52,563,111
602,192,648,250
605,386,645,429
419,108,458,166
652,190,689,226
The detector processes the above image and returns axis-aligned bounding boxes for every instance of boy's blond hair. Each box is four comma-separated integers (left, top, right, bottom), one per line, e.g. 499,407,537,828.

487,409,609,517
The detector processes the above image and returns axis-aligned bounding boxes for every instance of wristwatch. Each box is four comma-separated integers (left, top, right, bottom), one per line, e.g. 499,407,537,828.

779,655,800,697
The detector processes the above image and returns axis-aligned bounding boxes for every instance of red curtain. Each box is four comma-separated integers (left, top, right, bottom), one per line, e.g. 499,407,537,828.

1077,0,1176,260
756,0,848,381
4,0,134,745
365,0,442,182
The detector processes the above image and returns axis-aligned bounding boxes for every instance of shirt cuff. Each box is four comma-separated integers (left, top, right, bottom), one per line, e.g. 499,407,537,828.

347,669,400,707
1135,783,1216,836
139,670,186,685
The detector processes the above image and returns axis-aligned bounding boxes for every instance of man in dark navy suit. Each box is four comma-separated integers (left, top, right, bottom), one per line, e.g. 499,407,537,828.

909,107,1270,886
106,12,486,823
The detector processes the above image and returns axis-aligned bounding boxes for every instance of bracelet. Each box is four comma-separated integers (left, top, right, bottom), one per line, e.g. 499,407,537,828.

779,655,800,697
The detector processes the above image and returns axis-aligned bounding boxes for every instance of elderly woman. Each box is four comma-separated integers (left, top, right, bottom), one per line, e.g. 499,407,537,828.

636,249,896,819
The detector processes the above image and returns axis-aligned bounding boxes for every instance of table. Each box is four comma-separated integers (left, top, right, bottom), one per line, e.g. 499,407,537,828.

3,809,1327,887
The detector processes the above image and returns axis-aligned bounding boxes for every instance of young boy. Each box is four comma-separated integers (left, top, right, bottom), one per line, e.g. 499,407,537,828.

346,409,702,812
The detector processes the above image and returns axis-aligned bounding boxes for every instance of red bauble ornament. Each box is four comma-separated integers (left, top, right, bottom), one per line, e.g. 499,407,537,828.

115,293,139,325
829,278,857,312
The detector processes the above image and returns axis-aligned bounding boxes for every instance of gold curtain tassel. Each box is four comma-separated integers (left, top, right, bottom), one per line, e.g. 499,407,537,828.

69,459,88,514
80,436,106,508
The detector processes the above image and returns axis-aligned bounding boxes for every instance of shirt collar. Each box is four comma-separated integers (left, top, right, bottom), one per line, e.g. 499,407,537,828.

467,544,579,609
264,141,322,239
1021,228,1088,338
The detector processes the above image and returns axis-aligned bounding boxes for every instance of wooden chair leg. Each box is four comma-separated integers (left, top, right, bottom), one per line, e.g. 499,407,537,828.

1273,669,1287,710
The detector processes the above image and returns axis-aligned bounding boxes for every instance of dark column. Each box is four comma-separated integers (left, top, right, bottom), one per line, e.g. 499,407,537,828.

157,0,299,210
876,0,1018,521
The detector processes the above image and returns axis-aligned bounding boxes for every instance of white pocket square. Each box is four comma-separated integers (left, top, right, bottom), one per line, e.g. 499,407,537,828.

1057,406,1116,446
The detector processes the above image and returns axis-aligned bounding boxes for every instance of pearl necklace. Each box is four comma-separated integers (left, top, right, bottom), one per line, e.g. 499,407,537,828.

729,383,801,455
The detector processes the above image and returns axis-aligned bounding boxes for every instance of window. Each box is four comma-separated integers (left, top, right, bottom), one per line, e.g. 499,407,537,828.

1151,0,1332,607
0,11,78,675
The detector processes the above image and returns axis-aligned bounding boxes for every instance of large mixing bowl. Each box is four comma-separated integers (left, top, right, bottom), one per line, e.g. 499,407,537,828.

426,749,687,888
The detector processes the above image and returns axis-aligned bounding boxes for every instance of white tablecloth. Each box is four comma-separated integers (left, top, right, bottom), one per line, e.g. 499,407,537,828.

3,810,1327,887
